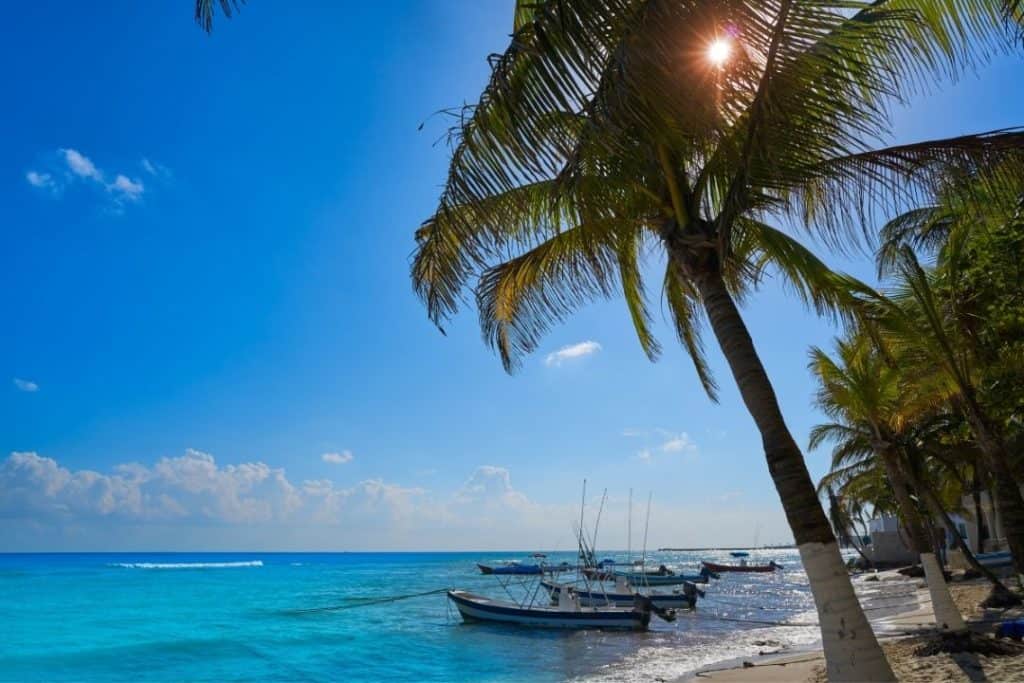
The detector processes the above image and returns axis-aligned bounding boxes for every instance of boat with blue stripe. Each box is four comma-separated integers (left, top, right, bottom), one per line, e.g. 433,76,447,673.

611,565,718,585
540,579,700,610
447,590,654,630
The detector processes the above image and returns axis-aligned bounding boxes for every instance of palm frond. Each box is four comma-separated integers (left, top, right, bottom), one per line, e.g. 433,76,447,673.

734,219,860,319
877,206,953,276
664,263,719,400
475,217,632,371
195,0,244,32
618,230,662,361
809,421,869,453
789,129,1024,249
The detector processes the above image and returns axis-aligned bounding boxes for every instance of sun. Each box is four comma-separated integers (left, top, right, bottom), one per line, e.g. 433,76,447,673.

708,39,732,67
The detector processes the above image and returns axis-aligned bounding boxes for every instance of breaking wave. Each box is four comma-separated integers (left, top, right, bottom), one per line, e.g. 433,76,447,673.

111,561,264,570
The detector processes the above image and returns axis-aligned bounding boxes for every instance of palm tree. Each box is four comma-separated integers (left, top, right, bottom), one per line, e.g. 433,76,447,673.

413,1,1018,678
194,0,244,32
871,154,1024,565
810,336,968,630
824,483,873,567
862,246,1024,581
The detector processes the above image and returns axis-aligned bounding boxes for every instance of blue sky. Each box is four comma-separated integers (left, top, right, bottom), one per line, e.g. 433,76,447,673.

2,2,1022,551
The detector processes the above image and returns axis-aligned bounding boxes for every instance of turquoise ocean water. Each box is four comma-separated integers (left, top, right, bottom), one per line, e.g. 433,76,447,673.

0,550,826,681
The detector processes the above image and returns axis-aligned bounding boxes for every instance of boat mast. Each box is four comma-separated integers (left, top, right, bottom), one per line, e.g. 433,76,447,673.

591,488,607,560
641,492,652,571
578,479,587,566
627,488,633,565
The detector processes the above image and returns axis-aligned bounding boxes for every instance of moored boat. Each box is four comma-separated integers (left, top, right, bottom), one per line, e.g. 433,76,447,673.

609,565,718,585
447,589,654,630
541,579,699,610
477,561,571,575
976,550,1012,568
477,562,540,575
701,560,781,573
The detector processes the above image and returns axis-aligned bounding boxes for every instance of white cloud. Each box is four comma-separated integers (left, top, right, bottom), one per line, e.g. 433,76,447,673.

26,171,55,190
26,149,152,208
62,148,103,181
321,451,353,465
544,340,602,367
625,428,698,462
454,466,528,507
13,378,39,393
110,174,144,201
0,450,300,524
141,158,171,177
660,432,697,454
0,451,790,551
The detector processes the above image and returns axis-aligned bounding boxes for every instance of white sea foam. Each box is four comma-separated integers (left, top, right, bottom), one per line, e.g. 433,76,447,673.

111,560,264,569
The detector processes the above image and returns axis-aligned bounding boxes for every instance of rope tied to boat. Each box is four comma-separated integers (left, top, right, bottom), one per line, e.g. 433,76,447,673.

287,587,450,614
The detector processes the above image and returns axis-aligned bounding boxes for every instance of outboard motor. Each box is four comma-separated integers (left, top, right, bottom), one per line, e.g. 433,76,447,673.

683,580,705,606
635,594,676,623
701,566,721,581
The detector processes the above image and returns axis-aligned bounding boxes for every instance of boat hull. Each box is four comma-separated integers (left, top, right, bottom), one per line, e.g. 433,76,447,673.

583,567,713,584
447,591,650,630
541,581,696,609
477,562,571,575
977,551,1013,568
701,561,778,573
477,563,541,575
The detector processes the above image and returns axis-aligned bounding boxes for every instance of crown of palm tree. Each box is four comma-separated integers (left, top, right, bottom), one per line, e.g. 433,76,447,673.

413,0,1021,387
876,157,1024,277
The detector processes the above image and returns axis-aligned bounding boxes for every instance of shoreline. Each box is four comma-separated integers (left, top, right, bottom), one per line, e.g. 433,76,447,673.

678,570,942,682
685,577,1024,682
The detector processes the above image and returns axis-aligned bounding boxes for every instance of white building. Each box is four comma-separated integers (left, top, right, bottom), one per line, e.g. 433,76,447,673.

865,510,978,566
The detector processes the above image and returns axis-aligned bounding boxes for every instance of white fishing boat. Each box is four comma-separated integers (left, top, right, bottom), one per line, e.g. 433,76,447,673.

541,576,700,610
447,587,657,630
449,482,681,631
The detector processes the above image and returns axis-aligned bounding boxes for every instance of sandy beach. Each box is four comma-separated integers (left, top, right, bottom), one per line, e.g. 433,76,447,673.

687,576,1024,682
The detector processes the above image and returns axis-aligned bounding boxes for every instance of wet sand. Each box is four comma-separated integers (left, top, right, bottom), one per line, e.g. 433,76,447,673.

688,577,1024,682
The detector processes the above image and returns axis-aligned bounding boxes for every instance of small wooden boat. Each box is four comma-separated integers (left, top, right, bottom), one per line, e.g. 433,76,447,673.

541,579,699,610
702,560,781,573
447,590,653,630
612,565,718,585
477,562,540,575
976,551,1012,568
477,561,571,575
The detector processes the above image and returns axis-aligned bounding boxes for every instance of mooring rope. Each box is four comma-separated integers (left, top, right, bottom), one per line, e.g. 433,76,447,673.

287,587,450,614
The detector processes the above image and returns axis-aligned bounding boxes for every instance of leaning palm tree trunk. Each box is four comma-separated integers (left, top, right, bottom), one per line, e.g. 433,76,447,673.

960,395,1024,581
891,252,1024,578
878,448,966,631
919,483,1019,604
694,269,894,681
973,471,986,551
827,486,873,568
